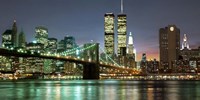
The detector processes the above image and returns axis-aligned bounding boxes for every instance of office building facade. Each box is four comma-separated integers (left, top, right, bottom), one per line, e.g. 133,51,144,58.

104,13,115,56
159,25,180,71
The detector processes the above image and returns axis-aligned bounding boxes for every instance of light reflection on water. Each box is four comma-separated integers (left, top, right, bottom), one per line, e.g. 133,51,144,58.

0,80,199,100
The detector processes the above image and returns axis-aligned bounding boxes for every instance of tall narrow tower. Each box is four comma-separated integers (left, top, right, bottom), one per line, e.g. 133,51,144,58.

127,32,134,55
12,20,18,47
104,13,115,57
126,32,136,68
117,0,127,56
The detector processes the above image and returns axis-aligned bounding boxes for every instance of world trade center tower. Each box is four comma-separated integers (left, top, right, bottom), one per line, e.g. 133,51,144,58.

104,13,115,57
117,0,127,56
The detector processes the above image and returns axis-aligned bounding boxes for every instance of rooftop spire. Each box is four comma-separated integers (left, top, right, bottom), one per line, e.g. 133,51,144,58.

121,0,124,13
181,33,190,50
128,32,133,45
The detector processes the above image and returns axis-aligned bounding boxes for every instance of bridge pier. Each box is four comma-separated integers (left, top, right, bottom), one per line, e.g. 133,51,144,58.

83,43,100,79
83,63,99,79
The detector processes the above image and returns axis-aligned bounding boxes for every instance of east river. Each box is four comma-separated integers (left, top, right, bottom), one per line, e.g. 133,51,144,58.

0,80,200,100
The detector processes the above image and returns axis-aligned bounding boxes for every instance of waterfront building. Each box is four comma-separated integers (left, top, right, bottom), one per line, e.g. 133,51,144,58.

159,25,180,72
26,42,44,73
146,59,159,73
104,13,115,57
35,26,48,48
0,56,12,71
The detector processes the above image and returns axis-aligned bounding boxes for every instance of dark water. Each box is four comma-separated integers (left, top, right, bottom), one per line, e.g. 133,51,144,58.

0,80,200,100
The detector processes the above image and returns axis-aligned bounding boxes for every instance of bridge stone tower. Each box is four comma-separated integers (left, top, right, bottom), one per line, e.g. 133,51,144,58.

83,43,99,79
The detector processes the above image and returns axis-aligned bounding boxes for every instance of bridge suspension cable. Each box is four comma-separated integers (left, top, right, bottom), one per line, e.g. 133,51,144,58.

99,47,120,66
60,43,96,56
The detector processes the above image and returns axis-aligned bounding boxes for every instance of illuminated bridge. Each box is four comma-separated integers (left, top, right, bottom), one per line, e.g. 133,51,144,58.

0,43,140,79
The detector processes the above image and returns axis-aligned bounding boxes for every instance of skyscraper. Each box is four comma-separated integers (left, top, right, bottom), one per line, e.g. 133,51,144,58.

159,25,180,71
117,0,127,55
127,32,134,55
104,13,115,57
35,26,48,48
12,20,18,47
18,30,26,48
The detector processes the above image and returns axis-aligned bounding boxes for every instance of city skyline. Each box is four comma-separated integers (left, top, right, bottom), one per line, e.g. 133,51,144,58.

1,0,200,60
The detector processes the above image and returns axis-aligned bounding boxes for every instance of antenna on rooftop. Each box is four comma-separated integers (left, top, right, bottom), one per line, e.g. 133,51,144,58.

121,0,124,13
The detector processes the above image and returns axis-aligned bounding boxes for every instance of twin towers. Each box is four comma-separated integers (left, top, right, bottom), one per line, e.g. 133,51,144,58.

104,0,135,60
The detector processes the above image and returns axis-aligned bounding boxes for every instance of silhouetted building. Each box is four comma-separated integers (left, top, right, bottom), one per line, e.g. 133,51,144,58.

104,13,115,57
140,53,147,74
159,25,180,71
58,40,65,52
64,36,76,50
146,59,159,73
18,30,26,48
12,20,18,47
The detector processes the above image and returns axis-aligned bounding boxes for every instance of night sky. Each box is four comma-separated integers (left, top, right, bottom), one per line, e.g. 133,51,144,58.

1,0,200,61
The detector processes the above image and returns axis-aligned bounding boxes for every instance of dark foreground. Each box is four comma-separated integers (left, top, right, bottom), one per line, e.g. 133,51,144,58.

0,80,199,100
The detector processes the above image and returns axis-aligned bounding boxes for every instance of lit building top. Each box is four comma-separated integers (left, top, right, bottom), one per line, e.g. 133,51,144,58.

181,34,190,50
128,32,133,45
